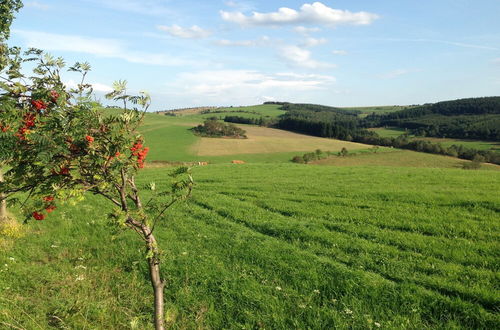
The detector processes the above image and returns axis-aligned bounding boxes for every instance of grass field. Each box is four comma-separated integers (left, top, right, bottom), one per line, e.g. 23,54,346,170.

1,165,499,329
313,149,500,170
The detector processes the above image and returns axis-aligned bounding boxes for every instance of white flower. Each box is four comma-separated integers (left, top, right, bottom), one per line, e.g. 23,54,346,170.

75,275,85,281
275,286,282,291
374,322,381,327
75,265,87,270
344,308,353,315
8,257,15,261
313,289,320,294
51,245,58,248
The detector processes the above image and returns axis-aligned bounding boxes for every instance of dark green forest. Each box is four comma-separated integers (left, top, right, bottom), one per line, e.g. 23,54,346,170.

272,97,500,164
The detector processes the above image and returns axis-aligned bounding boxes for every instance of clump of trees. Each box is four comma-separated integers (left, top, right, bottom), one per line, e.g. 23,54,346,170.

224,115,276,127
192,119,247,138
292,149,332,164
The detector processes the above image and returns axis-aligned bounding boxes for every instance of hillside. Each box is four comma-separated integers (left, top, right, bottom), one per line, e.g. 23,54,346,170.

364,97,500,140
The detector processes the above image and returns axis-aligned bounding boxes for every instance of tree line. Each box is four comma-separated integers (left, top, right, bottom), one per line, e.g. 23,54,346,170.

273,100,500,165
363,97,500,141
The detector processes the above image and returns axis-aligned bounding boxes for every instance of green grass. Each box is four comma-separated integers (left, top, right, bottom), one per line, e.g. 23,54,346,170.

314,149,500,170
1,165,499,329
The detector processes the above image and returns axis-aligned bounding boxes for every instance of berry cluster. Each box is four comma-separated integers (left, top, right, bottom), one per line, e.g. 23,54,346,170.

130,141,149,168
15,113,37,140
32,195,57,220
31,99,47,112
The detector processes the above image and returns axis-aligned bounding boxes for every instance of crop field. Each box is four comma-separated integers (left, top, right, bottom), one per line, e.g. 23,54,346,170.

1,165,499,329
313,149,500,170
191,126,370,156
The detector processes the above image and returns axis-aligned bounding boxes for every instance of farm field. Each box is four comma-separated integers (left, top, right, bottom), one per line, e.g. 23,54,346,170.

191,126,370,156
313,149,500,170
1,165,499,329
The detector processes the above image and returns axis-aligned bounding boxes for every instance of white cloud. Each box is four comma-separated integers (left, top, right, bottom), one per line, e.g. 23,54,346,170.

215,36,271,47
25,1,49,10
157,25,211,39
221,2,379,27
165,70,335,105
300,37,327,48
379,69,419,79
332,50,348,55
14,30,194,67
64,80,113,93
280,45,334,69
294,26,321,35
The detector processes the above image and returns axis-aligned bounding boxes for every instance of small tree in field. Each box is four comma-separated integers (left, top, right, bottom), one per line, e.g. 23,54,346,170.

0,31,192,330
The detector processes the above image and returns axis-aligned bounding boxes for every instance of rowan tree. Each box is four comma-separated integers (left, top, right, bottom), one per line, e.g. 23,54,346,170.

0,45,192,330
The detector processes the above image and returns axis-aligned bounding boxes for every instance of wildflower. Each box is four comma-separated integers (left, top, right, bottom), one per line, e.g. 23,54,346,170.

275,286,282,291
313,289,320,294
75,275,85,281
344,308,353,315
374,322,381,327
85,135,94,143
43,196,54,202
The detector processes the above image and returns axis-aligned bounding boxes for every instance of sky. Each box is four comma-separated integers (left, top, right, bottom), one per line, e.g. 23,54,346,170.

8,0,500,110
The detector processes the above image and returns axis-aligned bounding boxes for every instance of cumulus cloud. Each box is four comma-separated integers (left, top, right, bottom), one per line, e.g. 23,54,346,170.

294,26,321,35
215,36,271,47
165,70,335,105
332,50,348,55
157,25,211,39
300,37,327,48
221,2,379,27
280,45,334,69
14,30,195,66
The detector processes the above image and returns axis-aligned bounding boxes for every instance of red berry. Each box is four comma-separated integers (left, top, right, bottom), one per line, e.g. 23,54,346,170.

45,205,56,213
32,211,45,221
85,135,94,143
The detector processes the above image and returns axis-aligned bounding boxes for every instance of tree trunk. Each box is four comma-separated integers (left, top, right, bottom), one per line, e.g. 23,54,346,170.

0,169,7,221
147,233,165,330
128,217,165,330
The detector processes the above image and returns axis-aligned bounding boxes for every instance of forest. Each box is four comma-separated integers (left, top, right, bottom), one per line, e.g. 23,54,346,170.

272,98,500,164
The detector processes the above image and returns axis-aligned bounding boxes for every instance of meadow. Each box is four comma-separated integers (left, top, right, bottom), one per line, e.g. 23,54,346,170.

1,165,499,329
1,105,499,329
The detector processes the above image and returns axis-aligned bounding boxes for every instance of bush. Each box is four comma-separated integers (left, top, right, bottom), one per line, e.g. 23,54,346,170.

292,155,305,163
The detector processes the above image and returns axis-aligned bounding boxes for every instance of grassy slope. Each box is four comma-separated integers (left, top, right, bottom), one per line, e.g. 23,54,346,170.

140,108,376,164
1,165,499,328
313,149,500,170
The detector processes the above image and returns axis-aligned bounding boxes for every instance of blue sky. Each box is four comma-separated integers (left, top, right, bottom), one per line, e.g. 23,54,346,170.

9,0,500,110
